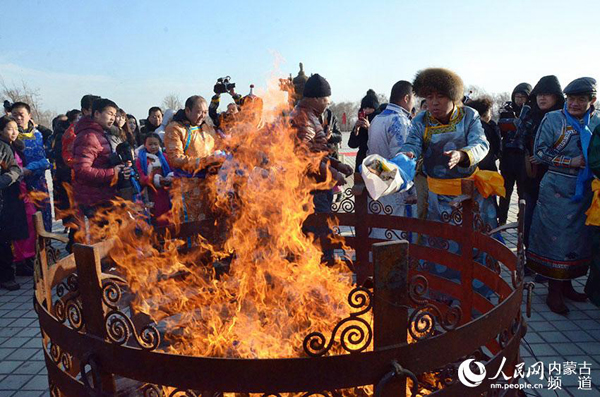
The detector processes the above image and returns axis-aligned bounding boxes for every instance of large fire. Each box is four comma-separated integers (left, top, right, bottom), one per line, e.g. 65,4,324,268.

79,72,368,360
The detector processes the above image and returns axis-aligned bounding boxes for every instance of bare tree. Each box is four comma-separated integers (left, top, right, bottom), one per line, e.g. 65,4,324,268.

491,92,511,120
377,93,389,106
329,101,359,131
1,78,56,127
162,94,182,111
464,85,510,121
464,84,489,101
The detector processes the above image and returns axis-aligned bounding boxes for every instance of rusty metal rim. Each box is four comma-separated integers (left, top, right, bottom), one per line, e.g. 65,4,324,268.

44,349,87,396
429,318,522,395
43,316,521,397
43,321,523,397
36,283,522,393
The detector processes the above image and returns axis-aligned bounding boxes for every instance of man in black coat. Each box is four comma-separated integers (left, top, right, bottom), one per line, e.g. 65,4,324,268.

497,82,532,224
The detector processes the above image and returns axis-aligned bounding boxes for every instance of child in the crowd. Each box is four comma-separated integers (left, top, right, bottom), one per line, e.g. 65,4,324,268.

11,102,52,235
0,116,32,285
136,133,173,226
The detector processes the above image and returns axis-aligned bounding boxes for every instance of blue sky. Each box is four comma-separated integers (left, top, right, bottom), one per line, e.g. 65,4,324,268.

1,0,599,117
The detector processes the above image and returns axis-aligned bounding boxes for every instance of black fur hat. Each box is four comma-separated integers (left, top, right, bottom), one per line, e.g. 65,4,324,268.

413,68,464,103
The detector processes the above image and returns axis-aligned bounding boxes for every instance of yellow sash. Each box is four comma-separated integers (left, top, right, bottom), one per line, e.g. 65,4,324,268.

427,169,506,199
585,179,600,226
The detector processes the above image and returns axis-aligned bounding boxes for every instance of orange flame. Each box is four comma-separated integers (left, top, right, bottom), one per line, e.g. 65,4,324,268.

79,71,368,361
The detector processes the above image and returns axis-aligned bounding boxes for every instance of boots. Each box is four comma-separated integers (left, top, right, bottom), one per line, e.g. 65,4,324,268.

546,279,569,315
15,258,34,277
562,280,588,302
0,279,20,291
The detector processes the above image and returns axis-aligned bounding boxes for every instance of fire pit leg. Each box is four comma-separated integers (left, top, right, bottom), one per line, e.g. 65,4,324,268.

73,244,117,394
373,240,409,396
353,174,371,285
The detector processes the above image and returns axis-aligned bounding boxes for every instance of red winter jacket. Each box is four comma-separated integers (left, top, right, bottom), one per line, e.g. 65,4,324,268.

72,117,117,207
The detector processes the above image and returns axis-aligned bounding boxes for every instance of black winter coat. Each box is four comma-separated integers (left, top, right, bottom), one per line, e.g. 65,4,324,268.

479,121,502,171
0,139,27,241
322,109,342,159
347,111,379,169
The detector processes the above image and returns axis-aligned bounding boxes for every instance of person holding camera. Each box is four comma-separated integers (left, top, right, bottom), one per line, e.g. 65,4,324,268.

209,76,242,135
72,98,132,219
497,82,532,225
348,89,381,170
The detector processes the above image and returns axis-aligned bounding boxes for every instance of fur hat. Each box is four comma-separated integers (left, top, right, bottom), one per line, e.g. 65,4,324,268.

413,68,464,103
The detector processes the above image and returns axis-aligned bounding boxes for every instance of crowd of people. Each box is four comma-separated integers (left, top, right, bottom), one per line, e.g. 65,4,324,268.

0,67,598,316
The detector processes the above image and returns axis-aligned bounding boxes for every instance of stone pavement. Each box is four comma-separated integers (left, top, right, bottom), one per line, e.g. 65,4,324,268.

0,190,599,395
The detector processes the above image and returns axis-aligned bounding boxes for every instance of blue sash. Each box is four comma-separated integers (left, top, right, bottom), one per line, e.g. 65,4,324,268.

564,105,593,201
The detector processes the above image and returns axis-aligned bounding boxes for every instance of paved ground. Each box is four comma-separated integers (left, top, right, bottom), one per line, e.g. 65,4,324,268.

0,163,599,395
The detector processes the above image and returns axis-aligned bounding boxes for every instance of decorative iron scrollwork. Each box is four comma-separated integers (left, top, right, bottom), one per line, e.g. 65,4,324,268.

141,385,200,397
100,278,161,350
49,382,60,397
426,236,450,251
383,229,409,241
407,275,462,341
368,199,393,215
47,245,61,265
141,384,163,397
303,287,373,357
263,393,334,397
168,390,200,397
440,204,463,225
105,309,160,350
332,188,354,213
498,315,520,349
102,280,122,309
48,341,73,372
54,275,85,331
56,274,79,298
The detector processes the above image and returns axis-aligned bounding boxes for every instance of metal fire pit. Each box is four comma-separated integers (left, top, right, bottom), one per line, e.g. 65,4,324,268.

34,178,526,396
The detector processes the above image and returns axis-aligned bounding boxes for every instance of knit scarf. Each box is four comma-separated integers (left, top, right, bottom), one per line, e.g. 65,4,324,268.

138,147,171,177
564,104,593,201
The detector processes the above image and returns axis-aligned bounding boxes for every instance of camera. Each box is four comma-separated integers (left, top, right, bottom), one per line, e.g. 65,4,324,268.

502,105,531,152
109,142,140,194
213,76,236,95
